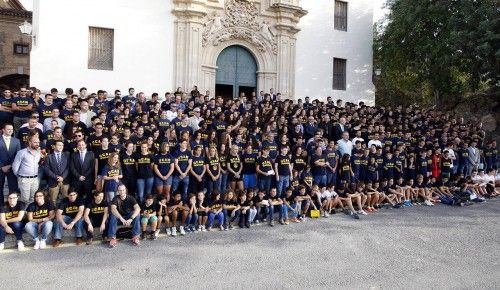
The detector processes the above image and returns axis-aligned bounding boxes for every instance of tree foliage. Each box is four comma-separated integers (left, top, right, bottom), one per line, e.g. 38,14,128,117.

374,0,500,107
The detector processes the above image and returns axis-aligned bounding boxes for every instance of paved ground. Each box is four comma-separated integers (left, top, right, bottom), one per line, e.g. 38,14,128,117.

1,200,499,290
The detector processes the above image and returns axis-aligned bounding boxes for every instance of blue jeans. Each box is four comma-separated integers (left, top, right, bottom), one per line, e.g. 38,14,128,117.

187,213,198,227
25,221,53,241
136,177,154,204
313,175,327,186
258,177,272,194
206,177,221,197
223,209,240,226
218,173,228,193
0,221,24,242
458,163,471,177
207,211,224,228
326,171,336,186
172,175,190,202
277,175,290,197
269,204,284,221
108,212,141,239
54,215,84,239
243,174,257,190
283,202,298,220
256,206,269,221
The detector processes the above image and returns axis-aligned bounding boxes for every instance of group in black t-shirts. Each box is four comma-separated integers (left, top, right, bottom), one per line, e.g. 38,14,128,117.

0,87,499,250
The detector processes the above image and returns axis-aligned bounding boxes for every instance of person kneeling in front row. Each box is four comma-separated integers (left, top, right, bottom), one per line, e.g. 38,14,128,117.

0,192,26,251
53,189,85,247
108,184,141,247
25,191,55,250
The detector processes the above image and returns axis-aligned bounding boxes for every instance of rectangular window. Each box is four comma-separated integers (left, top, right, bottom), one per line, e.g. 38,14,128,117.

88,27,114,70
333,58,346,90
14,44,29,55
334,1,348,31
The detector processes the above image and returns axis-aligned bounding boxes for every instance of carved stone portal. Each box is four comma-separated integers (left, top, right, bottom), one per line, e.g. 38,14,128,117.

202,0,278,55
174,0,306,99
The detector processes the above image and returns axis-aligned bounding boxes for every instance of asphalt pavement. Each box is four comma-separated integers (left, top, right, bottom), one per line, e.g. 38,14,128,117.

1,199,499,290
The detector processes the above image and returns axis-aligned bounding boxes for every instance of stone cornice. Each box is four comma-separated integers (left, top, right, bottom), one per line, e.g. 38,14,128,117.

0,8,32,19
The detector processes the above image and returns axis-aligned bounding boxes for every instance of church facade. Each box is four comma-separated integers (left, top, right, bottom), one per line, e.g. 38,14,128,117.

29,0,374,103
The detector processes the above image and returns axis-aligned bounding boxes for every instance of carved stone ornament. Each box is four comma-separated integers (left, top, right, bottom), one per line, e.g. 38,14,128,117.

202,0,278,54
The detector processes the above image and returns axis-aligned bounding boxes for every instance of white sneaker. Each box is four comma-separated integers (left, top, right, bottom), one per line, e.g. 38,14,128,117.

17,241,25,251
166,227,172,236
33,239,41,250
179,226,186,236
201,225,207,232
171,227,177,237
358,210,368,215
424,200,433,206
197,226,202,232
0,242,4,250
325,212,330,217
40,239,47,249
153,229,160,239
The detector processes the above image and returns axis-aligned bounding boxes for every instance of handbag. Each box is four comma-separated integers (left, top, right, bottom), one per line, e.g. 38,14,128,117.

310,209,320,218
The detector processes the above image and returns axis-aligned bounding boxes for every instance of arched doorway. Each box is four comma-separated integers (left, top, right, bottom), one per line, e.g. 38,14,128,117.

215,45,257,99
0,74,30,90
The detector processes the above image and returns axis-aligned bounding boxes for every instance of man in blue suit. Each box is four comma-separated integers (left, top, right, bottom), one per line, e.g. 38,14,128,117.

0,124,21,200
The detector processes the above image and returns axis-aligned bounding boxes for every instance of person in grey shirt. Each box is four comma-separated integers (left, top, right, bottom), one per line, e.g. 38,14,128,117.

12,135,41,204
336,131,353,158
43,108,65,132
468,140,481,172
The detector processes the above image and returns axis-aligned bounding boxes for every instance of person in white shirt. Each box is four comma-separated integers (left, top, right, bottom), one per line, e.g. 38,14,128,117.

43,108,66,132
79,100,96,128
337,132,353,157
188,107,203,131
166,104,178,122
352,130,365,146
368,133,383,148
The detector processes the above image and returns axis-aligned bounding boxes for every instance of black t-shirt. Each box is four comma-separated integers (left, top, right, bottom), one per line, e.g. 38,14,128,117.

27,201,55,219
135,153,154,178
87,134,104,151
227,154,242,174
1,201,25,220
120,151,137,178
310,153,327,176
86,199,108,221
206,156,220,176
58,198,84,218
95,148,115,175
142,201,159,215
154,153,174,176
292,155,307,172
241,153,257,174
111,195,138,216
283,193,296,204
175,150,192,175
191,155,205,175
257,156,273,177
275,154,291,176
209,199,224,211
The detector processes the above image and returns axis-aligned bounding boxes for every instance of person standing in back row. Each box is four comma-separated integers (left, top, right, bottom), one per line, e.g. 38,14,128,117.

0,124,21,200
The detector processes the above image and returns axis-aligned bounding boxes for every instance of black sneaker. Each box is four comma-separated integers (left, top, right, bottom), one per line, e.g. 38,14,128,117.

245,222,250,228
352,212,360,219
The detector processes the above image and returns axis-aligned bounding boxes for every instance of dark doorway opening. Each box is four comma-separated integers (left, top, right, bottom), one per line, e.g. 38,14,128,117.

238,86,256,100
215,84,234,100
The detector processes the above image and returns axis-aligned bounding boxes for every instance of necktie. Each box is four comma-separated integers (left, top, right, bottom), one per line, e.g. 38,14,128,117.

56,153,62,173
5,137,10,151
80,152,85,164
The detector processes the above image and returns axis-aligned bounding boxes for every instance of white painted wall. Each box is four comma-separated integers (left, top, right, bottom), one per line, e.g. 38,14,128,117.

295,0,375,104
30,0,174,96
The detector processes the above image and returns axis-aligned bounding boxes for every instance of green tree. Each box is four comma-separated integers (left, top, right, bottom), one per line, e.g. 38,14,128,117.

374,0,499,107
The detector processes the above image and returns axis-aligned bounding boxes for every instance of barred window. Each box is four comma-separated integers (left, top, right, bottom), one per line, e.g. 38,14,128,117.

14,44,29,55
334,1,348,31
88,27,114,70
333,58,346,90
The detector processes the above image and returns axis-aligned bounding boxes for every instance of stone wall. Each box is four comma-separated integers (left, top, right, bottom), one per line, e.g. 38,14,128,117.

0,11,31,82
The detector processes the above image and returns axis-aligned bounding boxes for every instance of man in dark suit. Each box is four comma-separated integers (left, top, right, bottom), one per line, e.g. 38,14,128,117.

44,140,70,205
0,123,21,200
70,140,95,199
333,116,348,142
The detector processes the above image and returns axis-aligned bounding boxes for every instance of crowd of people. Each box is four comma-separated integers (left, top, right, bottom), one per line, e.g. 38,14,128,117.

0,86,498,251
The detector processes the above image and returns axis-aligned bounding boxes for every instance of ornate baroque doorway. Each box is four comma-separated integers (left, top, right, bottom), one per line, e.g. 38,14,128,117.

215,45,257,99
